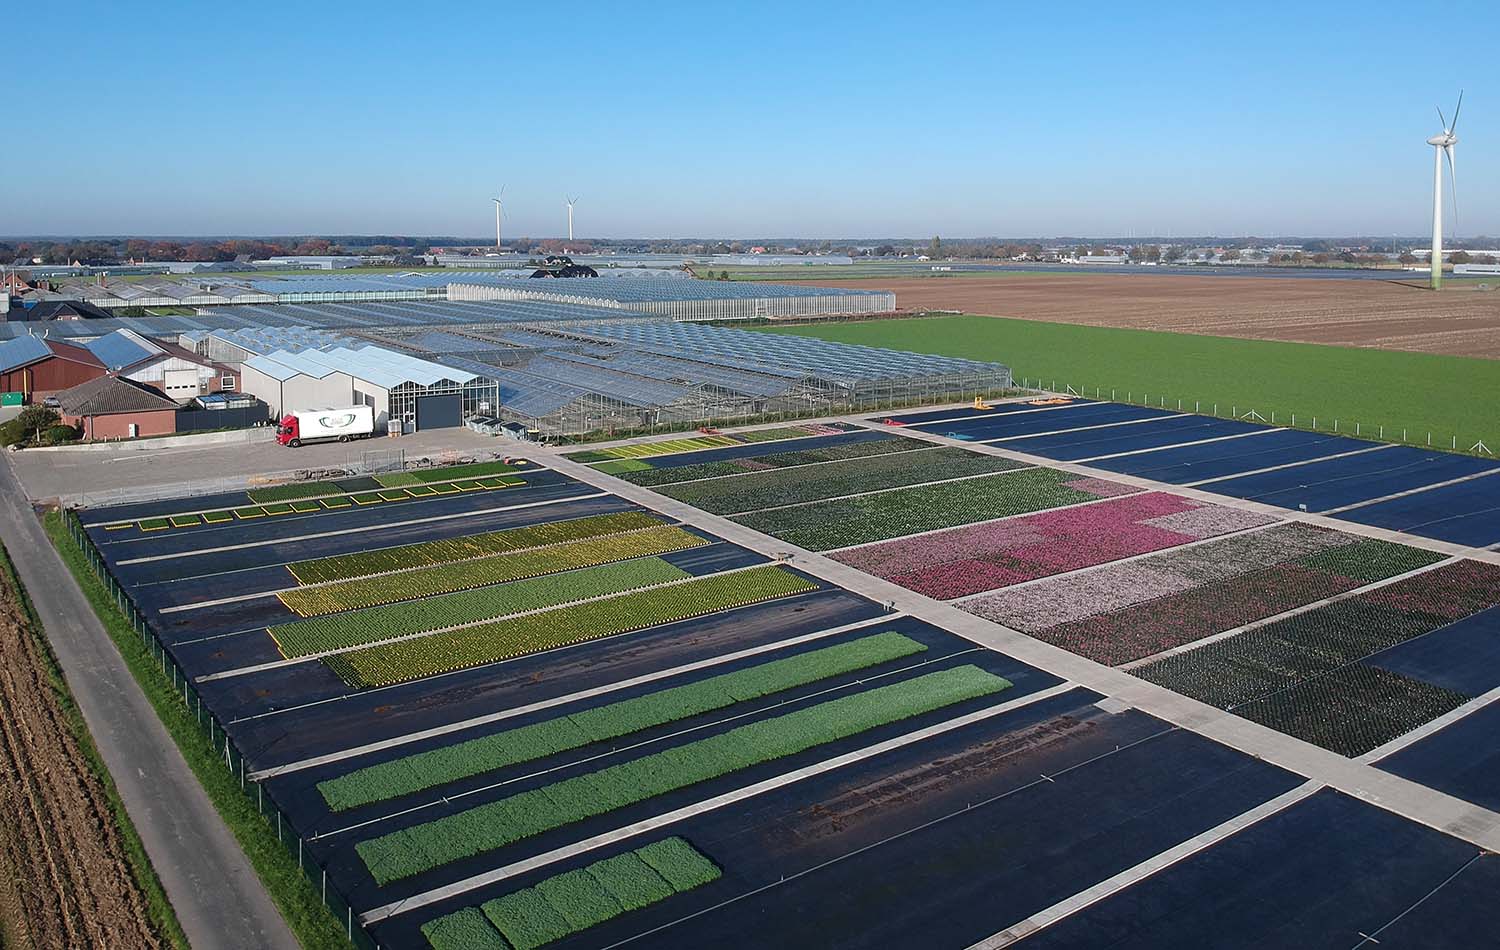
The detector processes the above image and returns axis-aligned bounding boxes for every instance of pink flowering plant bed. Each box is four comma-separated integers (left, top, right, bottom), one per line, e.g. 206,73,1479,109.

834,492,1275,600
978,530,1449,667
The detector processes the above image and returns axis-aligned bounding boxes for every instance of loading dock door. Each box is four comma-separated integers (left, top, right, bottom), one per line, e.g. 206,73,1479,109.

414,394,462,431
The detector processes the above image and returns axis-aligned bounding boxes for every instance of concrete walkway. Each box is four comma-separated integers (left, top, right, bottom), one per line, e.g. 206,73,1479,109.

0,456,297,949
536,450,1500,857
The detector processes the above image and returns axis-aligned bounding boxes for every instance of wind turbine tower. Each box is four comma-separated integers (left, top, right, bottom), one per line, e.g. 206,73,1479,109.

566,196,579,243
1427,93,1461,290
491,187,505,249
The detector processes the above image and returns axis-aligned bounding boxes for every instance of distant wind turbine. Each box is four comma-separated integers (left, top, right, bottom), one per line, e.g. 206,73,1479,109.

1427,92,1462,290
566,196,579,242
491,187,505,249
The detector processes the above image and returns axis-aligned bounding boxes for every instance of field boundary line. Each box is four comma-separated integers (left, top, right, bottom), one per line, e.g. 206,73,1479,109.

628,443,946,487
158,521,694,614
539,450,1500,860
1202,450,1500,509
571,421,877,456
974,412,1189,445
1323,467,1500,516
1182,443,1394,486
966,780,1324,949
316,648,984,840
1118,555,1461,670
173,541,736,644
950,520,1282,605
819,488,1144,555
853,419,1500,565
92,470,539,530
246,612,905,779
359,680,1081,925
230,588,850,727
1068,426,1281,464
894,400,1096,429
196,561,786,682
116,491,611,565
1360,685,1500,764
721,466,1033,518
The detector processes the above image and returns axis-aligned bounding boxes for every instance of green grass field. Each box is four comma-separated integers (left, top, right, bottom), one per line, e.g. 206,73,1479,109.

762,315,1500,451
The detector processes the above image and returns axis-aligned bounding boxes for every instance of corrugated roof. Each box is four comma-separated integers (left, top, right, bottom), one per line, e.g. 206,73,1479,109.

243,343,484,390
0,335,52,374
83,328,164,370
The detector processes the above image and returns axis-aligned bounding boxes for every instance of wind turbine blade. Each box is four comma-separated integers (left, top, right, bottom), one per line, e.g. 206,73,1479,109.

1437,105,1448,131
1445,145,1458,239
1450,90,1463,133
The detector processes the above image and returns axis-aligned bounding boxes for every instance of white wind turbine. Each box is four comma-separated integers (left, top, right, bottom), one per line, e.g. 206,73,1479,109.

490,187,505,249
565,195,579,243
1427,92,1461,290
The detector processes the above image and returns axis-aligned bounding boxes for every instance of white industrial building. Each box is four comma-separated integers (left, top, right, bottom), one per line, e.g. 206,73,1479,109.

237,342,499,431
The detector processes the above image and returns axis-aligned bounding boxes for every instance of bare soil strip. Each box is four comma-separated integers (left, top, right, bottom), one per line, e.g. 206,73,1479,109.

784,274,1500,357
0,550,163,950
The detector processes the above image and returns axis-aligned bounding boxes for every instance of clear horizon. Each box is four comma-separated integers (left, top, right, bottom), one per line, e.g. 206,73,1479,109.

6,0,1496,238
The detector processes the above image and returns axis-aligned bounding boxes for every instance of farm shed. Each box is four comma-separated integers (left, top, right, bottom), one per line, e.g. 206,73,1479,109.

0,336,106,403
81,328,238,402
240,350,357,422
54,375,180,439
239,344,498,427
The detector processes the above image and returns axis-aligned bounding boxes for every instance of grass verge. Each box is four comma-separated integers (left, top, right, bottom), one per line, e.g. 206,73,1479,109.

43,511,349,950
763,314,1500,451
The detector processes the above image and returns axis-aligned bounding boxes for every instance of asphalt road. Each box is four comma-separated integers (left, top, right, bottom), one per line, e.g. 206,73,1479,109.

0,455,297,950
10,425,503,503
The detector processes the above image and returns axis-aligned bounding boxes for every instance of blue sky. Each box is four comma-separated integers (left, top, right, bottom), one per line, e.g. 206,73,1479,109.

6,1,1497,239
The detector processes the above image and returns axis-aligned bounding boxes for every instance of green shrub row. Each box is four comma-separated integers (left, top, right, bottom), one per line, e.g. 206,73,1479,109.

279,525,707,616
420,907,509,950
423,838,719,950
618,435,923,487
373,472,424,488
325,566,819,689
319,631,925,810
662,447,1020,515
735,467,1096,551
410,460,522,482
247,481,343,503
273,558,690,658
358,665,1008,882
288,511,665,584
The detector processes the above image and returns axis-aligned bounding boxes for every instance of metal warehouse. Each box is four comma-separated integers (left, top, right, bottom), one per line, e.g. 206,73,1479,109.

447,278,896,321
238,340,499,430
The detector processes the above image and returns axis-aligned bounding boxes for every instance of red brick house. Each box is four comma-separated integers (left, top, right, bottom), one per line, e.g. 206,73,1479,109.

54,376,179,440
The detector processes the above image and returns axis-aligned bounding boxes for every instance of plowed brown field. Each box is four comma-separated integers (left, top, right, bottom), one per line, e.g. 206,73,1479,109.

0,553,161,950
784,274,1500,357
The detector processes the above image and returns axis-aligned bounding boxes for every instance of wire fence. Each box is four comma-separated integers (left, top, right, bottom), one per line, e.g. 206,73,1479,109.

66,509,382,949
1017,378,1496,458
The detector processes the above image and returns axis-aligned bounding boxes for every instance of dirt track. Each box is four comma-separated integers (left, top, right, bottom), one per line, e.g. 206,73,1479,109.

0,556,162,949
785,274,1500,358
